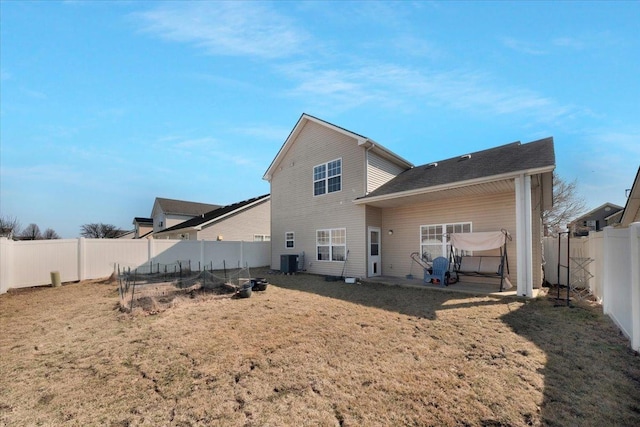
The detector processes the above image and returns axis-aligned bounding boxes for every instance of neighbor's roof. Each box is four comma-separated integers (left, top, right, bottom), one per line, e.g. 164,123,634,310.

133,217,153,224
620,166,640,227
570,202,625,224
263,113,413,181
357,137,555,202
154,198,221,216
156,194,270,234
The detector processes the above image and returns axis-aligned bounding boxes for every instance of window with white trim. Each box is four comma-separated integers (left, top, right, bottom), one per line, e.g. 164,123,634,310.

253,234,271,242
317,228,346,261
285,232,294,248
420,222,471,260
314,159,342,196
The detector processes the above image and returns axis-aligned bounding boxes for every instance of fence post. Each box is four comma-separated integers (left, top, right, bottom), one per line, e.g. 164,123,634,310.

630,223,640,352
0,237,13,294
78,237,86,281
602,227,613,314
148,238,154,263
200,239,205,272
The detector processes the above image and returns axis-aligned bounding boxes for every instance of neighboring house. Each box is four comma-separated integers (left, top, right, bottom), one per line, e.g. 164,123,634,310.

153,194,271,241
263,113,555,297
568,202,624,236
132,217,154,239
620,166,640,227
116,230,136,239
151,198,221,235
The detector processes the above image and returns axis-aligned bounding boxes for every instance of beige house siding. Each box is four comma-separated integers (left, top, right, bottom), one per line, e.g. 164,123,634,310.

153,214,192,234
135,224,153,239
197,199,271,242
367,152,407,193
379,191,519,285
269,120,368,277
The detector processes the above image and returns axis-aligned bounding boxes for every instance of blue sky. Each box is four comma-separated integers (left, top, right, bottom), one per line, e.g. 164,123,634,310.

1,1,638,238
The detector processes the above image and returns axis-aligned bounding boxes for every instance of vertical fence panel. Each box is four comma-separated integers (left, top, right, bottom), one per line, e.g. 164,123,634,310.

0,238,271,293
629,223,640,351
84,239,151,278
11,239,79,287
602,227,633,339
588,232,605,302
0,238,14,294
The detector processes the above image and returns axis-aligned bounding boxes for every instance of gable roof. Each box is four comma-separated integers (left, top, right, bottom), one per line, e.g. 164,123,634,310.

620,166,640,226
356,137,555,203
153,198,221,217
570,202,624,224
156,194,270,234
263,113,413,181
133,217,153,225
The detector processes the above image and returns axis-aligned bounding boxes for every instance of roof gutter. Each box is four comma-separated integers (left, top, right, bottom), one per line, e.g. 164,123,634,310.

353,165,555,205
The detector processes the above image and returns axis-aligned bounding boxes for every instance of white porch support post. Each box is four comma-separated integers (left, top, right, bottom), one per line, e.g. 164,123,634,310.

630,222,640,352
515,175,534,297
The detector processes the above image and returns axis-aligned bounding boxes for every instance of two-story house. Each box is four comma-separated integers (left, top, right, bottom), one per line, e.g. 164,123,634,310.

153,194,271,241
568,202,624,237
150,198,221,235
263,114,555,297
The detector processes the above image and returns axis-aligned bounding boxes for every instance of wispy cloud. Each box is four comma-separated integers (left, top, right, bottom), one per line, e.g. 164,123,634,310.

283,61,578,123
21,88,48,100
553,37,585,50
133,3,586,127
232,124,290,142
0,164,85,185
501,37,547,55
134,2,308,59
587,129,640,155
152,134,257,167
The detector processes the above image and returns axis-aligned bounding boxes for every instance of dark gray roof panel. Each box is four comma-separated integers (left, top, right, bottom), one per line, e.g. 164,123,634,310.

156,198,221,216
362,137,555,199
160,194,270,233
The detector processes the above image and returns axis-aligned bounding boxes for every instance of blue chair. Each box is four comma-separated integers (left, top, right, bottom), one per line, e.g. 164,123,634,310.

424,256,449,285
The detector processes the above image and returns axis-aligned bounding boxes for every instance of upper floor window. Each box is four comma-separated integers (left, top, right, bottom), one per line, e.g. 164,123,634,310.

314,159,342,196
285,232,295,248
254,234,271,242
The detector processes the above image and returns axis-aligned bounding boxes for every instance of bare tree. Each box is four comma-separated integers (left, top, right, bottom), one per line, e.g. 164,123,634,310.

80,223,123,238
542,172,587,236
42,228,61,239
20,223,42,240
0,215,21,238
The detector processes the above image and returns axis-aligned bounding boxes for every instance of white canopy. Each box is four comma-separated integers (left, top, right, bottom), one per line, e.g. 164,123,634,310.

449,230,509,251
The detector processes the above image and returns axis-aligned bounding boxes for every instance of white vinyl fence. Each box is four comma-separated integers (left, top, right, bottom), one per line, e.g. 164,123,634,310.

0,237,271,294
542,223,640,351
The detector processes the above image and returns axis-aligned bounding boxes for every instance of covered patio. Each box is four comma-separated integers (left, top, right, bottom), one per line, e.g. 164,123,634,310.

361,275,545,298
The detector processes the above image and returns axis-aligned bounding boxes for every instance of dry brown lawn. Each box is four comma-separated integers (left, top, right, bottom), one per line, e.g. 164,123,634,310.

1,269,639,426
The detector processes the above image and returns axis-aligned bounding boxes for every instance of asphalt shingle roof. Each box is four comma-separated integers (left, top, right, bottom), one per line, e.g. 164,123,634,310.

159,194,270,233
155,198,221,216
360,137,555,199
